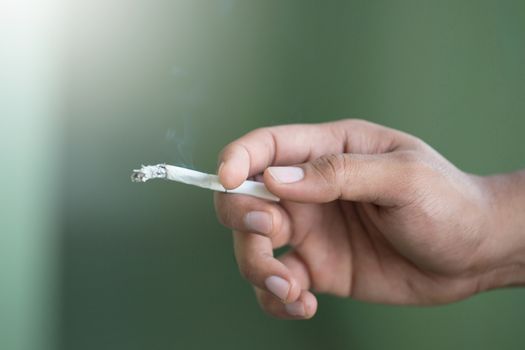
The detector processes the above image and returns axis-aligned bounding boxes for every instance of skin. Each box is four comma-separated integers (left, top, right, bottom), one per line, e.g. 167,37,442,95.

214,119,525,320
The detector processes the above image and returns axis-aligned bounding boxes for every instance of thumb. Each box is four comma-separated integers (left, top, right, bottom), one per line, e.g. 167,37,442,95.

263,153,412,205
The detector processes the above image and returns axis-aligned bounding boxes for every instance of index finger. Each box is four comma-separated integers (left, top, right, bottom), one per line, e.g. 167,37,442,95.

218,119,416,189
218,123,343,189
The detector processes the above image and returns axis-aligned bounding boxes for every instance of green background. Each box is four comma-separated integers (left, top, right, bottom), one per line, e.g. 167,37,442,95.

2,0,525,349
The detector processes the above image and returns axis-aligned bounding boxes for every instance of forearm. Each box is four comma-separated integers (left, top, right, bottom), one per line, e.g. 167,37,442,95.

479,169,525,289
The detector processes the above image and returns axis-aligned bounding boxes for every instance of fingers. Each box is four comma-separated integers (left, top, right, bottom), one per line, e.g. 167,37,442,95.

257,251,316,319
278,251,312,289
263,152,416,205
217,119,415,189
218,143,252,189
214,192,293,247
234,237,318,319
255,288,317,320
218,123,341,189
233,231,302,304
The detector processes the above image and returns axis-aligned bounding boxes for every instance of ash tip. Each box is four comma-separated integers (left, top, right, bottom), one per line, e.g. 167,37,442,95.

130,170,146,183
131,164,167,183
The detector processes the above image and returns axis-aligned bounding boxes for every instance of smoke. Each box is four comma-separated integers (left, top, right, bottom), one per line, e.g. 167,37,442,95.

164,114,194,169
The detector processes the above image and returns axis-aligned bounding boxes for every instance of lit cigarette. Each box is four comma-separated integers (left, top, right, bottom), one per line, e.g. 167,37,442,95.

131,164,279,202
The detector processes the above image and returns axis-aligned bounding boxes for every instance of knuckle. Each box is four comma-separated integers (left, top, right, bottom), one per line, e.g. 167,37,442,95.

340,118,379,133
311,154,355,200
341,118,368,127
250,126,270,135
248,127,273,144
408,136,430,151
311,154,347,185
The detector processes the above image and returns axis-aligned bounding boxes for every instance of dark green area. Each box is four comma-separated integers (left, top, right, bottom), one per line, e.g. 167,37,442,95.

62,1,525,349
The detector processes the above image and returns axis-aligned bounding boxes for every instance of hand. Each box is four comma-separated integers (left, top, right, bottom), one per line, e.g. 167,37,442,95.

214,119,518,319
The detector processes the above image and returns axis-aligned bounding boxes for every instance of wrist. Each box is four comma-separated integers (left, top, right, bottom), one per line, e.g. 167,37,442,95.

476,171,525,291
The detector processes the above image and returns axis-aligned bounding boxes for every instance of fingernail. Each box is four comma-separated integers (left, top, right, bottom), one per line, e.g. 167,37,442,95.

265,276,290,301
244,211,272,234
285,301,305,317
268,167,304,184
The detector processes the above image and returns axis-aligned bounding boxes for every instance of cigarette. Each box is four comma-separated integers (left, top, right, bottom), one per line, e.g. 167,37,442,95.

131,164,279,202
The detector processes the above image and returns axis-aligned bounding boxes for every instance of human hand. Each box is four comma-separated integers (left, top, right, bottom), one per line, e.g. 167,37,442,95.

214,119,519,319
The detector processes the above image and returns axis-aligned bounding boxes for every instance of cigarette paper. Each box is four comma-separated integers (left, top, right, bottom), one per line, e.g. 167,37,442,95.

131,164,279,202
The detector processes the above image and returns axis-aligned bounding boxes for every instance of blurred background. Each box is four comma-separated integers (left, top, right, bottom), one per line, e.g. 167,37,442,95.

2,0,525,349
